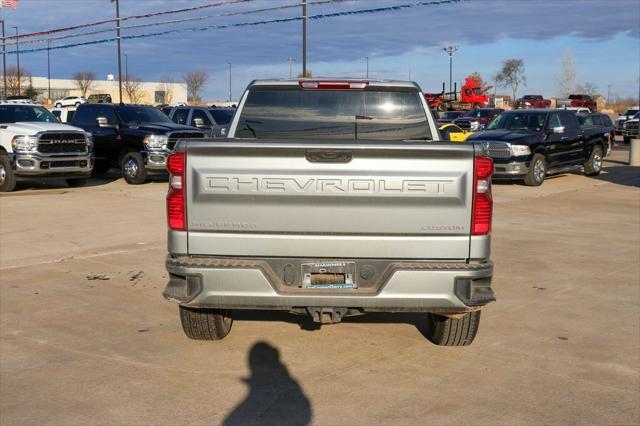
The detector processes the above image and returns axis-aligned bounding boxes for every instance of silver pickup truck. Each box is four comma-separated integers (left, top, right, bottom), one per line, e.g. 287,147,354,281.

163,79,495,346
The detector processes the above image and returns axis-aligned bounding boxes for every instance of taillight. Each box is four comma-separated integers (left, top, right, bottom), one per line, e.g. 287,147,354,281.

166,152,186,231
299,80,369,90
471,155,493,235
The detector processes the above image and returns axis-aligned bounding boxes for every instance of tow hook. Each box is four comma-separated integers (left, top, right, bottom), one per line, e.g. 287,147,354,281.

307,307,348,324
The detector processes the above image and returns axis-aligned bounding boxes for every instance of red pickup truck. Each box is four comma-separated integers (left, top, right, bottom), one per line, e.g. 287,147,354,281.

557,94,597,111
515,95,551,109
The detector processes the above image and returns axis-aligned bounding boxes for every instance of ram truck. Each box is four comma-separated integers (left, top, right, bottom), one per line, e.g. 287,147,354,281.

467,109,607,186
163,79,495,346
71,103,205,183
0,102,93,192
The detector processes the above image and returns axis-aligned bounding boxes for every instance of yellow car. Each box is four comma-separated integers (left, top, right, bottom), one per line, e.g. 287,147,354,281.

438,124,473,142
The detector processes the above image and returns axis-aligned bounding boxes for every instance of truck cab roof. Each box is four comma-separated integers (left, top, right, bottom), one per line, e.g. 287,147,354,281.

247,78,421,90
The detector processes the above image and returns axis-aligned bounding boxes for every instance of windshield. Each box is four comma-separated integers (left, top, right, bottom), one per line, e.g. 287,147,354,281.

0,105,59,123
117,106,173,124
235,88,431,140
486,112,547,132
209,109,234,125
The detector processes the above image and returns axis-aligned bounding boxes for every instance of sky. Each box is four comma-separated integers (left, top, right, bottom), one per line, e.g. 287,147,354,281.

1,0,639,102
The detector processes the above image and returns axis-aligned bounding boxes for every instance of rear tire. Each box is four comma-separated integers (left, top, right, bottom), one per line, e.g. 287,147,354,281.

55,103,62,108
584,145,603,176
424,311,481,346
524,153,546,186
121,151,147,184
66,178,87,188
0,155,16,192
179,306,233,340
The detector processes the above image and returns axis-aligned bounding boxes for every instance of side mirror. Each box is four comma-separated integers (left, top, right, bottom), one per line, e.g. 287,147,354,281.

193,117,212,129
552,126,565,134
97,116,117,129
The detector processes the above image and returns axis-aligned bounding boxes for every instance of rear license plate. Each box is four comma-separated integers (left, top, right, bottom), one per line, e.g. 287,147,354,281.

301,261,356,289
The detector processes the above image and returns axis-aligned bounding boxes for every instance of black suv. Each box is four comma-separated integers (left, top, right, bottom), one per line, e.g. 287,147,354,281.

71,104,205,184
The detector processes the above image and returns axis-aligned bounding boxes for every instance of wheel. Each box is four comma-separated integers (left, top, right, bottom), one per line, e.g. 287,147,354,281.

584,145,603,177
55,103,62,108
524,153,546,186
121,151,147,184
91,160,112,175
424,311,481,346
66,178,87,188
0,155,16,192
75,102,81,107
179,306,233,340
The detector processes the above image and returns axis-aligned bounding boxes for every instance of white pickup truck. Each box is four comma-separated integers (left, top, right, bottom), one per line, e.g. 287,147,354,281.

163,79,495,346
0,102,93,192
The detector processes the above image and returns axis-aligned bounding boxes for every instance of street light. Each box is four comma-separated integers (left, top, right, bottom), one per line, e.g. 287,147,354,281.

112,0,123,104
443,45,459,95
47,40,51,101
12,26,19,95
1,19,6,98
287,57,296,79
228,62,232,102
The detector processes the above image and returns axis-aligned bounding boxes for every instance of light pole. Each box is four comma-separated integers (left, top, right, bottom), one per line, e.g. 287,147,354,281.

228,62,232,102
125,53,128,78
12,26,19,95
287,57,295,79
302,0,307,77
1,19,6,99
443,45,458,95
606,84,613,105
113,0,123,104
47,40,51,101
365,56,369,78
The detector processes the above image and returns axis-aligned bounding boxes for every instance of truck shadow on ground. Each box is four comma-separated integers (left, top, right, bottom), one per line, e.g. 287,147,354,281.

223,341,313,426
233,310,431,337
596,163,640,188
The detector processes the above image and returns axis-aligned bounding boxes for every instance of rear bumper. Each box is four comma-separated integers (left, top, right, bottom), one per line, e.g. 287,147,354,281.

164,255,495,313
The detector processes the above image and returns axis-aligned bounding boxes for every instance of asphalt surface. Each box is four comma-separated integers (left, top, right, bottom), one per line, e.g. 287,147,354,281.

1,144,639,425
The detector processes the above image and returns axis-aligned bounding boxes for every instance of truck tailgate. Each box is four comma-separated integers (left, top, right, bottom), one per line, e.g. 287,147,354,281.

185,140,477,260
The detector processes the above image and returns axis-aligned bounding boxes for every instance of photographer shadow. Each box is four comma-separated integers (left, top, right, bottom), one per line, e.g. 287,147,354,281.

223,342,312,426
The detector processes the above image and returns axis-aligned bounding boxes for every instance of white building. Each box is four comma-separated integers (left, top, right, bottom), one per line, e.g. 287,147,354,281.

24,76,187,105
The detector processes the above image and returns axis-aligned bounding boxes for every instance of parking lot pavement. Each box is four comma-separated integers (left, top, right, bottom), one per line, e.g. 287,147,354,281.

1,146,639,425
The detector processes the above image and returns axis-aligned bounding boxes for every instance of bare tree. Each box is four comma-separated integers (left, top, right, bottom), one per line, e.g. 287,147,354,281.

576,82,599,97
73,71,96,98
495,59,526,103
157,76,176,104
183,70,208,102
123,73,144,104
556,51,579,98
297,70,313,78
4,66,31,96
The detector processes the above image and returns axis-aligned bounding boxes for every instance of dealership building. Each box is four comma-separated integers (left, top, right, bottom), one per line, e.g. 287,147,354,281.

23,76,188,104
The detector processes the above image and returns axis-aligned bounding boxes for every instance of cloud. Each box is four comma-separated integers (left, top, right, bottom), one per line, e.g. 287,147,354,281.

4,0,639,99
